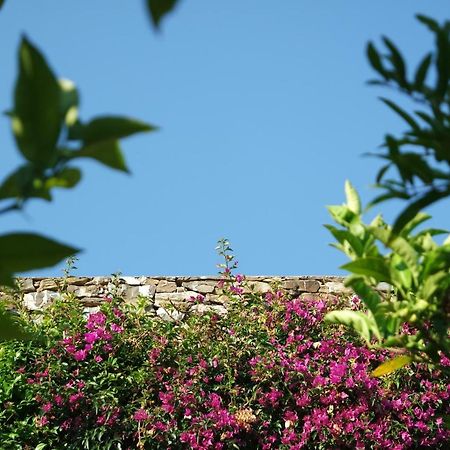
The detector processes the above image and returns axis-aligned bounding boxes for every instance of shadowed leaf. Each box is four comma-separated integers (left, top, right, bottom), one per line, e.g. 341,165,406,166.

146,0,180,29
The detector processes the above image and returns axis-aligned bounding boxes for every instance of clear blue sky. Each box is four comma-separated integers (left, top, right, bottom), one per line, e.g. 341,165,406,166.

0,1,448,276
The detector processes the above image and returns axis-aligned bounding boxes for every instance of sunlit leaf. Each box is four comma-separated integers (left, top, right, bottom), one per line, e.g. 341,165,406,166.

371,355,412,377
345,180,361,214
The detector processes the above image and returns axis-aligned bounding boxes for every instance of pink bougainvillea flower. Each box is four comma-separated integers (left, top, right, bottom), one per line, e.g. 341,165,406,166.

133,409,149,421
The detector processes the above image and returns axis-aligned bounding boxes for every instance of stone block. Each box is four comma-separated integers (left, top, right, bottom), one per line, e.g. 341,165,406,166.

182,281,216,294
156,280,177,293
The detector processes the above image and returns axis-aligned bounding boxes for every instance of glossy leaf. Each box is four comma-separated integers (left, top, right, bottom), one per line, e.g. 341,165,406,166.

72,140,129,173
12,36,61,167
0,233,78,286
146,0,179,29
371,355,412,377
79,116,156,145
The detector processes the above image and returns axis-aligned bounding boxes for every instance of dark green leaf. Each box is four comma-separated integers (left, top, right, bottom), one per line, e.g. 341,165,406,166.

0,164,51,201
12,36,61,167
367,42,387,77
0,307,32,341
341,257,391,283
0,233,79,286
380,98,420,131
146,0,180,29
80,116,156,145
382,36,407,86
416,15,439,32
393,188,450,234
414,53,432,90
72,140,129,172
0,0,5,10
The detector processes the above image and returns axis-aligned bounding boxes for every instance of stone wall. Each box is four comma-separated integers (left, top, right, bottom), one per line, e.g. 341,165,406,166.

3,276,389,320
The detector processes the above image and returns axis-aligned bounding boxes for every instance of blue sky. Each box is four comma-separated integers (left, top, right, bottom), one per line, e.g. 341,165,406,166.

0,1,448,276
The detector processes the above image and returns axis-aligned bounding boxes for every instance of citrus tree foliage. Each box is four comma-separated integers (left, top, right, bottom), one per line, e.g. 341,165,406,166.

325,181,450,371
0,37,155,339
367,15,450,233
325,15,450,374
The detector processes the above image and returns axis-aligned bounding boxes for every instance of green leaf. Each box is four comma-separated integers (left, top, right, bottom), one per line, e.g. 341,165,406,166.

325,310,381,343
0,233,79,286
0,307,32,342
146,0,180,29
341,257,391,283
45,167,82,189
371,355,412,377
12,36,61,167
366,42,387,77
344,180,361,214
369,227,419,279
414,53,432,90
379,98,420,132
345,275,382,314
416,15,439,32
0,164,51,201
79,116,156,145
72,140,129,173
393,188,450,234
0,0,5,10
420,271,449,300
382,36,407,86
400,212,431,236
324,224,364,257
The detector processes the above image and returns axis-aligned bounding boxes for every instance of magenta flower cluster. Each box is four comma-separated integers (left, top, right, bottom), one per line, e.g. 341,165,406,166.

1,282,448,449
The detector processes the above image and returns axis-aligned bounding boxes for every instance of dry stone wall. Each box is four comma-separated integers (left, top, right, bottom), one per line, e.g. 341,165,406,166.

4,276,391,321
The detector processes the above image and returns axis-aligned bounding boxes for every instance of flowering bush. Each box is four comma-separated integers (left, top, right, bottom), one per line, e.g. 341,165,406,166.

0,273,448,449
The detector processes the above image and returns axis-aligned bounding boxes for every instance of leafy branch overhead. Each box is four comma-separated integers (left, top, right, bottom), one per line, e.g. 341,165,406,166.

0,36,156,295
367,15,450,233
1,37,156,208
325,181,450,370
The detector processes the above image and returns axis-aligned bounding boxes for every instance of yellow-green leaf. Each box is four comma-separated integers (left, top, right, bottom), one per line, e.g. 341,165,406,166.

371,355,412,377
